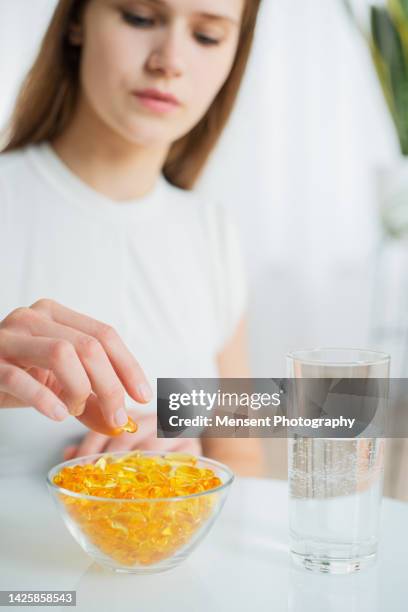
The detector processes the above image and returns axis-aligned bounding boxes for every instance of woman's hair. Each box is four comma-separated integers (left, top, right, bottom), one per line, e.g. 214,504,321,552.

2,0,261,189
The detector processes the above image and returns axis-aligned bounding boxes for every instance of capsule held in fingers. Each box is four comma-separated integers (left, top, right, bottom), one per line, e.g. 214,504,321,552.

109,416,138,437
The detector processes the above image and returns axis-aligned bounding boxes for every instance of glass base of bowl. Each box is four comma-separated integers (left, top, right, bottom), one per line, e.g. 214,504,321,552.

87,549,187,575
113,563,179,575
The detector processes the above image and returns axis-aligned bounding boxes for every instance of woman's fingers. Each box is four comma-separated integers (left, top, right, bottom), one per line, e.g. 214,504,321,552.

3,305,147,428
0,300,153,432
62,445,78,461
61,407,202,460
103,412,203,454
75,393,130,435
74,430,110,458
69,426,202,454
29,315,127,427
62,410,156,459
172,438,203,455
104,431,148,452
136,436,202,454
0,329,92,418
64,436,203,460
31,299,153,405
0,360,69,420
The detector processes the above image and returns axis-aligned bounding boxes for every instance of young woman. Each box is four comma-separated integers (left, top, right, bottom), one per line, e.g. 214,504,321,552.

0,0,264,476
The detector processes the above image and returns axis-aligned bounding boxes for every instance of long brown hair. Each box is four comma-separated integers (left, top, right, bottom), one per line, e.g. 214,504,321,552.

2,0,261,190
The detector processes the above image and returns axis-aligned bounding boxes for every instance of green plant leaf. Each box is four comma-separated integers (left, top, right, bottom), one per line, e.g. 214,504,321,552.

398,0,408,18
371,6,408,153
388,0,408,64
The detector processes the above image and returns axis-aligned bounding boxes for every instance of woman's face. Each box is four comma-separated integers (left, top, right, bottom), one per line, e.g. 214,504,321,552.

76,0,245,146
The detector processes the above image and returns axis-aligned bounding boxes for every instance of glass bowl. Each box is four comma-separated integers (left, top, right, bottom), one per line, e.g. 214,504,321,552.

46,451,234,574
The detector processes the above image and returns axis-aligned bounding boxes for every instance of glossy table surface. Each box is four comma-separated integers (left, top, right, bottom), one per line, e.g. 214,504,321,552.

1,474,407,611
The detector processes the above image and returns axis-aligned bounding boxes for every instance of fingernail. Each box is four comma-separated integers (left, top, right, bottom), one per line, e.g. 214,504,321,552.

138,383,153,402
115,407,128,427
53,404,69,421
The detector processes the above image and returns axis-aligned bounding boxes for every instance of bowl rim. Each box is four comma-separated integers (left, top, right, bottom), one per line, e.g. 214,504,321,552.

46,450,234,503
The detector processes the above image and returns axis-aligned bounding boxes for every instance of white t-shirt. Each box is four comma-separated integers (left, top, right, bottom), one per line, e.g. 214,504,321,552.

0,143,247,475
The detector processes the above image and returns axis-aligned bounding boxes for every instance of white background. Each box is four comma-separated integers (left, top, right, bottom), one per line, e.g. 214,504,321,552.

0,0,401,376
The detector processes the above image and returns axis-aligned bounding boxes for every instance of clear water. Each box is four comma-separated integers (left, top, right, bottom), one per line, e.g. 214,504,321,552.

288,438,385,571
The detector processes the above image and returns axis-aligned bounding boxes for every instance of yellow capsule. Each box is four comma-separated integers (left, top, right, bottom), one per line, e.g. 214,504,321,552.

121,416,138,433
109,416,138,437
165,453,197,465
95,457,107,470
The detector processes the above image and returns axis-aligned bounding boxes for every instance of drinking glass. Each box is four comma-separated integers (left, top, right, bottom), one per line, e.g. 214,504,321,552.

287,348,390,574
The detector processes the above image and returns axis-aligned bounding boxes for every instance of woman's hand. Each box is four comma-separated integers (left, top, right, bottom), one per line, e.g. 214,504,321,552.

63,411,202,460
0,299,152,432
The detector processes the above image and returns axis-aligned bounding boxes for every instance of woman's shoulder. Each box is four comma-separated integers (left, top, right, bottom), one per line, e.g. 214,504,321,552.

0,146,31,179
0,149,31,223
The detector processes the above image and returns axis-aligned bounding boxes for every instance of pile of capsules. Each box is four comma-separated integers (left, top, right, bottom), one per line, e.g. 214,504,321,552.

53,451,222,566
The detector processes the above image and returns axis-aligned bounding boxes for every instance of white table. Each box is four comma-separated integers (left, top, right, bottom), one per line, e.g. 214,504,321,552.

1,475,407,611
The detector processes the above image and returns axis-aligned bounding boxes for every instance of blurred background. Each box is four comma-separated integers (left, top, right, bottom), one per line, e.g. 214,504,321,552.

1,0,407,498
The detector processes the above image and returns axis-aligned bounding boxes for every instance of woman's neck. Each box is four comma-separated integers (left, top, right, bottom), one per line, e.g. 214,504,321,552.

51,97,169,202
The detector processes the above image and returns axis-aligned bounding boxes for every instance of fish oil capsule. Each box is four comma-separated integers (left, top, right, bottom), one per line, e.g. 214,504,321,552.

109,416,138,436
